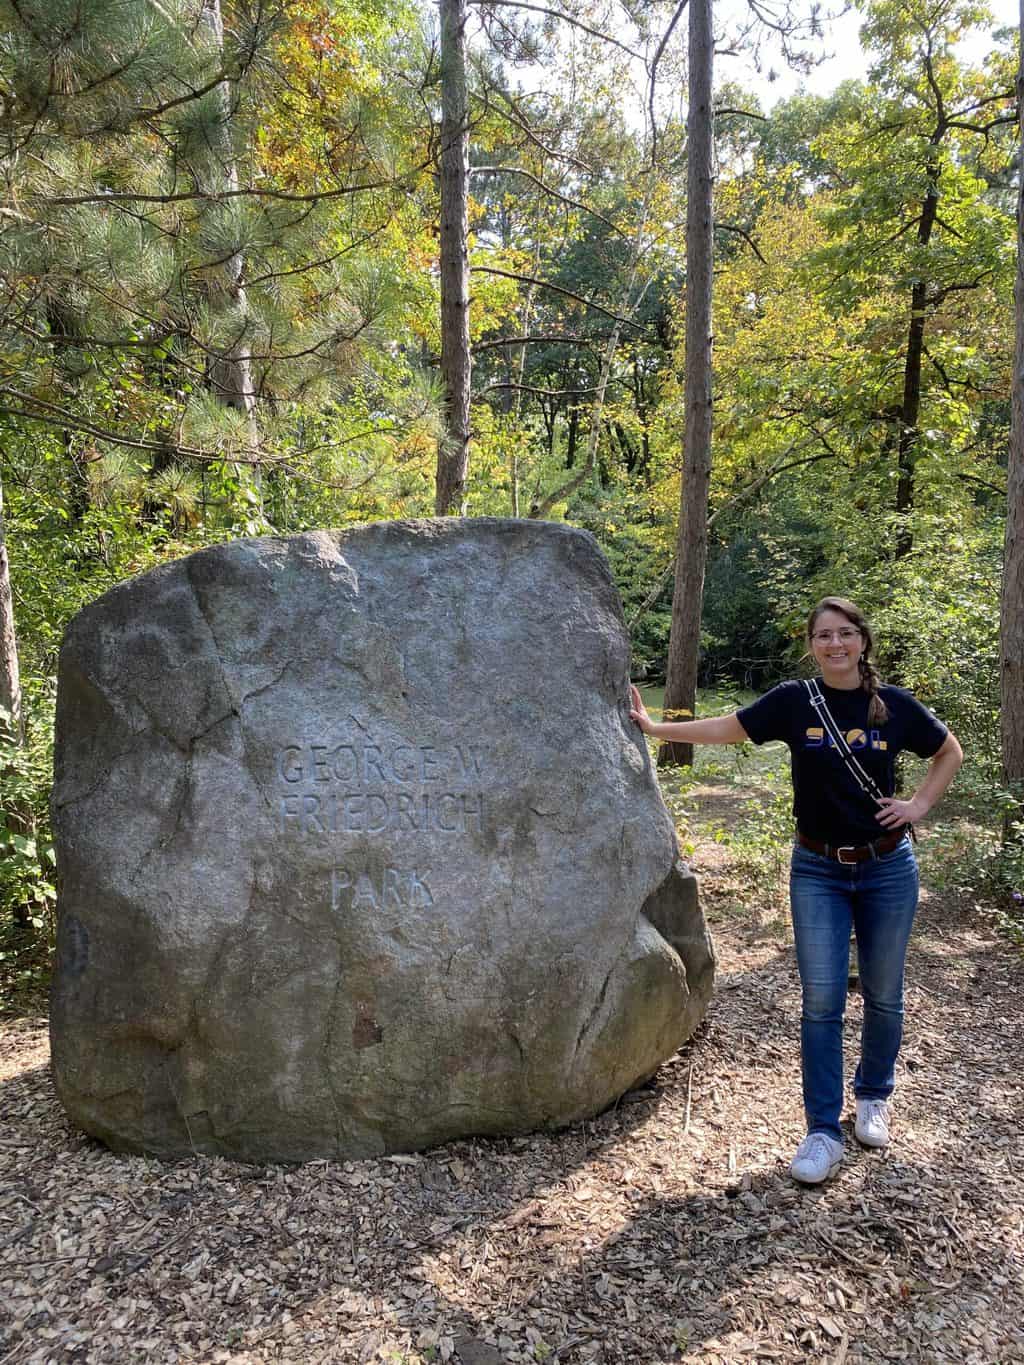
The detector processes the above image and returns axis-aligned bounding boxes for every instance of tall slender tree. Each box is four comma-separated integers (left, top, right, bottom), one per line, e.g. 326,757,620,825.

1002,0,1024,816
811,0,1015,561
436,0,472,514
660,0,714,767
196,0,258,445
0,474,20,744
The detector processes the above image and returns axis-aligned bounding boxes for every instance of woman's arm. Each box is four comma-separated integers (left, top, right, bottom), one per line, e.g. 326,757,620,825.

629,684,749,745
874,731,964,830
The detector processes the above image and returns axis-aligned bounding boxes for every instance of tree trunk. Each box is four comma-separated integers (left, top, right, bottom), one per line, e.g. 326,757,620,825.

0,470,33,930
198,0,258,449
435,0,471,516
894,146,940,559
565,406,580,469
0,473,22,745
632,357,650,481
509,277,535,517
529,206,653,521
45,299,91,521
1002,5,1024,819
529,318,623,519
659,0,714,769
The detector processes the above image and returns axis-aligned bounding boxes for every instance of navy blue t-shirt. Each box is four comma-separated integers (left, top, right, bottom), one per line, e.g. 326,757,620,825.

736,680,948,844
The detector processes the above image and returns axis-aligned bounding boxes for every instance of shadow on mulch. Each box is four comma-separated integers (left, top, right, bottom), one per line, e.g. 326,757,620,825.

2,885,1022,1363
3,1010,1022,1364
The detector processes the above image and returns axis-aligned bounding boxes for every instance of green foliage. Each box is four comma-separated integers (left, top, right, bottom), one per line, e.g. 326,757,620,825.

0,0,440,520
573,484,674,677
701,538,795,691
716,763,795,901
0,693,56,1010
911,771,1024,947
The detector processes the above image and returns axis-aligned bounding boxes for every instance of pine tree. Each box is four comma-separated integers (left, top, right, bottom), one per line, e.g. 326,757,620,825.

0,0,435,736
0,0,427,491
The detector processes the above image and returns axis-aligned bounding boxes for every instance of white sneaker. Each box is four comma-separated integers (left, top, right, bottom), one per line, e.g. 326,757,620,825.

790,1133,844,1185
855,1098,891,1148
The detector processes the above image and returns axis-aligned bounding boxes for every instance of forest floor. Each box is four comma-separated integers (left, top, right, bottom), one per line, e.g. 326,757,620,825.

1,773,1023,1365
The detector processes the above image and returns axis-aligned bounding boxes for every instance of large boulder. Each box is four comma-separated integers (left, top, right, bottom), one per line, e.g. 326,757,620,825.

50,519,714,1161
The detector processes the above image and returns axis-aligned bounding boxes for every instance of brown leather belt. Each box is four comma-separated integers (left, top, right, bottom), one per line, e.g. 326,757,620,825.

796,829,907,865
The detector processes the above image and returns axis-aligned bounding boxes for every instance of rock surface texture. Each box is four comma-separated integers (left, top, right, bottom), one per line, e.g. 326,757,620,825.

51,520,714,1161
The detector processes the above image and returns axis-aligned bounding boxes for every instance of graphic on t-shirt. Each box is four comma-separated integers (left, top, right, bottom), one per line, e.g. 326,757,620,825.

804,726,888,752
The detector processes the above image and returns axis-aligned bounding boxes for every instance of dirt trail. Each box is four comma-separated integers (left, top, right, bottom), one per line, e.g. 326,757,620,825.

1,820,1022,1364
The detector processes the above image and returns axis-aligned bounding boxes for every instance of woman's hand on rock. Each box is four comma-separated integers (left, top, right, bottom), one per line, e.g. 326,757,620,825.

629,684,654,735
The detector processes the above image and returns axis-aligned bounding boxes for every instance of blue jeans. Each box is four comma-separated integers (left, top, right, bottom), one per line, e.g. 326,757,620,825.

789,837,918,1142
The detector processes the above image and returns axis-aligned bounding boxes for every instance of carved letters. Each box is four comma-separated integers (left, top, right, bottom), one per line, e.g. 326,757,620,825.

277,742,482,787
275,738,485,914
275,740,486,838
280,790,483,836
331,866,434,912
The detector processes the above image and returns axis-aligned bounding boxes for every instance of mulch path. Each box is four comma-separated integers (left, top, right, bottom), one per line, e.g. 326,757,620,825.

2,811,1022,1364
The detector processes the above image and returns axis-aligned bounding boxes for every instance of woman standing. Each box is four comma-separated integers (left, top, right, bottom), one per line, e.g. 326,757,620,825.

629,597,963,1184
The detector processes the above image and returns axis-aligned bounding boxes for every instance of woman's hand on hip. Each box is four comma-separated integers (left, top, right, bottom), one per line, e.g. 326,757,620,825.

875,795,926,828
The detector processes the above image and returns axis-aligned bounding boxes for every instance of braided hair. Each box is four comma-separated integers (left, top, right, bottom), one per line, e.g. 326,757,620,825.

807,596,889,727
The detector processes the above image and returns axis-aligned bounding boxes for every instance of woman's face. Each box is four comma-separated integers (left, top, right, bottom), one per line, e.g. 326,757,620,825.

809,608,864,687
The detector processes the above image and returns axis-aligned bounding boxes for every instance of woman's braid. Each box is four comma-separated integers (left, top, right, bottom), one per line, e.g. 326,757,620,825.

859,655,888,727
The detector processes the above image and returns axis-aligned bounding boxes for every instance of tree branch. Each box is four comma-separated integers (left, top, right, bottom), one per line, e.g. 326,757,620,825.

0,392,402,468
0,393,256,461
927,271,994,306
716,222,766,263
648,0,689,166
944,113,1018,135
41,158,434,208
932,213,965,241
477,381,608,398
466,0,645,58
470,165,624,234
472,333,603,352
958,472,1005,496
466,70,592,170
715,106,767,120
950,89,1017,119
470,266,651,332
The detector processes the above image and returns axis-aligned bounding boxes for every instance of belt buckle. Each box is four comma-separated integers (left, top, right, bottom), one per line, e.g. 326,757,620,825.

836,845,857,864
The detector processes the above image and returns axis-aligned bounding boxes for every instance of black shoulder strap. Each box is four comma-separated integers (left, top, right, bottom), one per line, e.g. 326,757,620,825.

804,678,886,807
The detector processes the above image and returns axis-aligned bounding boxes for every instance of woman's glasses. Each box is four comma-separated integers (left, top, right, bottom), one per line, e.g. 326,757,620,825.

811,628,861,643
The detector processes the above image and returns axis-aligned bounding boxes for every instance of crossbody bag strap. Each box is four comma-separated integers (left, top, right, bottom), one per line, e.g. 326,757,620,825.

804,678,887,806
803,678,916,843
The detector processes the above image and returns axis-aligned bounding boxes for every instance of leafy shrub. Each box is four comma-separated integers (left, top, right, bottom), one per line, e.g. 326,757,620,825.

0,689,57,1007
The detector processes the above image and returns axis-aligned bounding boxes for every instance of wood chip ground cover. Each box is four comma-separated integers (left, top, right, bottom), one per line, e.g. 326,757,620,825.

2,803,1022,1364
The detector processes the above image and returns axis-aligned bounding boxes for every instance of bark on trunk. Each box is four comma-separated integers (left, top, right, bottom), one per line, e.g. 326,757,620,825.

0,473,22,744
632,357,651,481
45,299,91,521
0,470,32,930
198,0,258,449
435,0,471,516
510,278,535,517
1002,8,1024,815
659,0,714,769
894,146,940,559
565,407,580,469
